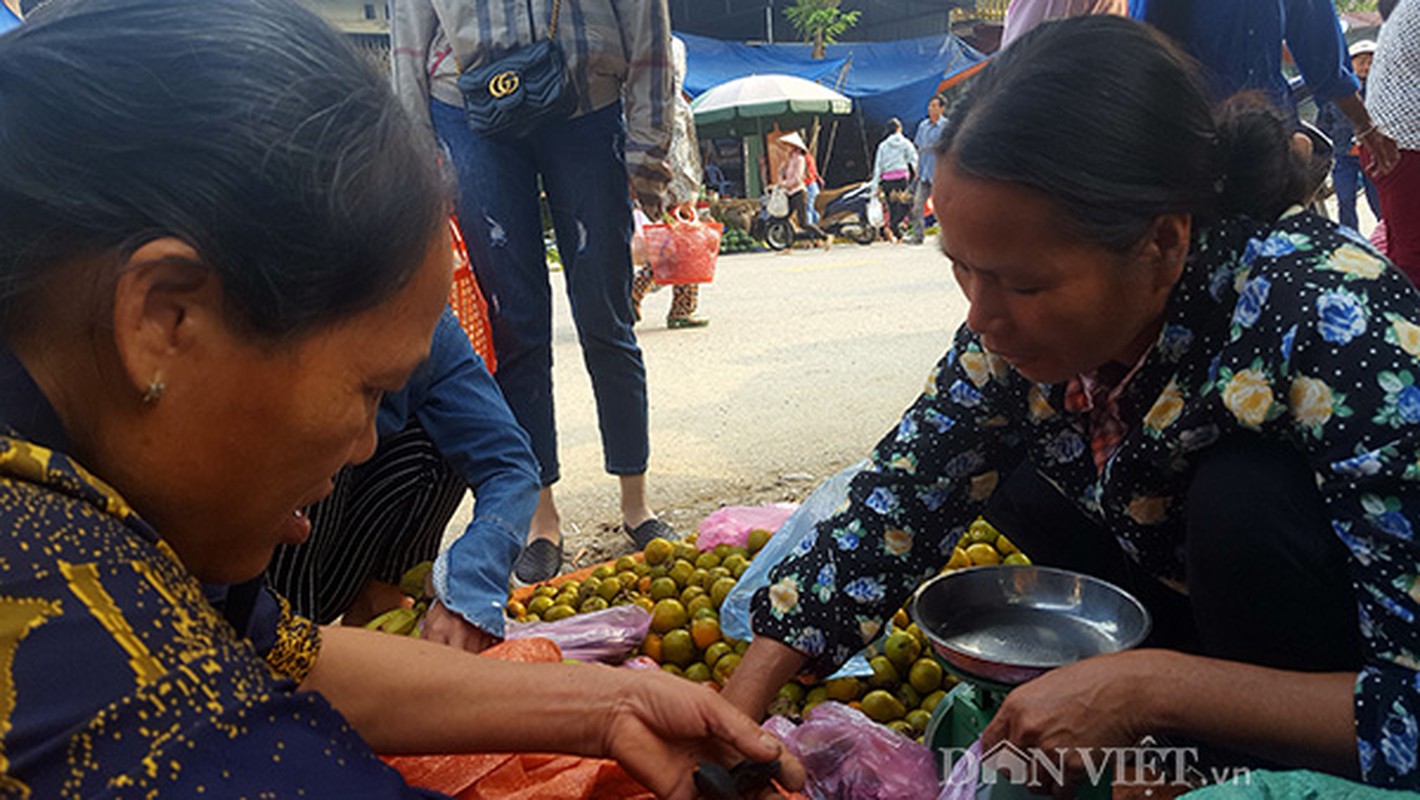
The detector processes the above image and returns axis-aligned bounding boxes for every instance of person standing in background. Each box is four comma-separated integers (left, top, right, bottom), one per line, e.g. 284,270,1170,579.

1317,39,1382,233
909,94,947,245
391,0,681,585
1366,0,1420,282
632,36,709,330
869,118,918,244
803,136,824,225
1000,0,1127,48
1132,0,1400,177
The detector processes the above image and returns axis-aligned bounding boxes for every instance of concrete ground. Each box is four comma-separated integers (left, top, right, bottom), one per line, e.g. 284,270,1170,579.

446,237,969,565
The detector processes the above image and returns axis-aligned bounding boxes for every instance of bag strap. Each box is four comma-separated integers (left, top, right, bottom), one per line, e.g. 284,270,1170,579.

450,0,560,71
524,0,561,42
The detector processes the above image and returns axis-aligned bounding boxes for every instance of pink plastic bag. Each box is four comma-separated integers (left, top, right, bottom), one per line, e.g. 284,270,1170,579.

620,655,660,671
938,738,981,800
1372,219,1389,258
505,605,651,664
696,503,798,551
764,702,940,800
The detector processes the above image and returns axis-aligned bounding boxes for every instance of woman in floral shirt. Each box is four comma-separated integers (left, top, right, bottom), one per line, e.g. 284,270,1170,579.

724,16,1420,791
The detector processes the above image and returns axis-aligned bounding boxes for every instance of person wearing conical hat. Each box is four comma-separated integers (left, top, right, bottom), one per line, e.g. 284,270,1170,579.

775,131,830,247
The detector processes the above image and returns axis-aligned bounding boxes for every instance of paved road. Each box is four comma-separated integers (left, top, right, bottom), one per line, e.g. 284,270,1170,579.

444,238,970,553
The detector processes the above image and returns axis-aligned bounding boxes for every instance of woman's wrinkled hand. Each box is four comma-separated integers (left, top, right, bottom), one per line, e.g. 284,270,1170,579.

981,650,1166,797
595,666,805,800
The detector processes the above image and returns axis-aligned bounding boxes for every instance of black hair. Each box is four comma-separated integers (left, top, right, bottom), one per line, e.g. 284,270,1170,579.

1380,0,1397,21
935,15,1308,251
885,117,902,136
0,0,449,342
930,94,947,107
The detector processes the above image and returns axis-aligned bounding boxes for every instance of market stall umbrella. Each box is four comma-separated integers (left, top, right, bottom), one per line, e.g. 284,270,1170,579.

692,74,852,197
691,73,852,126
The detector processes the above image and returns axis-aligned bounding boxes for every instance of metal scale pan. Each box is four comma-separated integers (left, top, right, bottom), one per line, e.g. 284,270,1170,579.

912,565,1151,688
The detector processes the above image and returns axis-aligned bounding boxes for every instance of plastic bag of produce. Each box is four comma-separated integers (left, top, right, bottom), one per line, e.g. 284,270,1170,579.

697,503,798,551
720,461,869,642
765,701,939,800
505,604,651,664
644,208,723,285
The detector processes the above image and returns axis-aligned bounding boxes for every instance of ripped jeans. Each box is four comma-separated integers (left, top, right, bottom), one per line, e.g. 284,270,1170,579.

432,99,648,486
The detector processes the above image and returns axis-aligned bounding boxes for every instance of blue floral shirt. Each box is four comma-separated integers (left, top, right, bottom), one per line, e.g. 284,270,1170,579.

751,209,1420,788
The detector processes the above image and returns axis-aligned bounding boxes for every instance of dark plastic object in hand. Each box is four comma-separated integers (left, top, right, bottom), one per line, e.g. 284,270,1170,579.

693,759,783,799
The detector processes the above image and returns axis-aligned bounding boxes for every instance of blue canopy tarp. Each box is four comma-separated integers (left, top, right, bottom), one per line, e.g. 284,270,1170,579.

680,32,985,132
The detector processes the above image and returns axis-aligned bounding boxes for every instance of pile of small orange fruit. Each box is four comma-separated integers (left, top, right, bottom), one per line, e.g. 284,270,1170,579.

500,518,1028,744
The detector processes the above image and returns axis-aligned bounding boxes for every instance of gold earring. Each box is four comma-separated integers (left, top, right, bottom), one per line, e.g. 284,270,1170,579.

141,377,166,404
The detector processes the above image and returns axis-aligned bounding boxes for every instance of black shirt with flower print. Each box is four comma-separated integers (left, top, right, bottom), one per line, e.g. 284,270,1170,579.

752,209,1420,788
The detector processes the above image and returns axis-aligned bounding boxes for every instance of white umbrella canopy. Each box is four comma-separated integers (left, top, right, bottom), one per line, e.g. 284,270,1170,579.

690,73,852,126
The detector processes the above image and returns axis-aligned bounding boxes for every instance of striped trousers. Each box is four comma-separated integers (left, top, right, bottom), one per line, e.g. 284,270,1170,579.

265,422,466,624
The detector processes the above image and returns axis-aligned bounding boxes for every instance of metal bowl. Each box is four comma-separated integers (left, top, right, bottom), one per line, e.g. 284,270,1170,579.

911,565,1151,686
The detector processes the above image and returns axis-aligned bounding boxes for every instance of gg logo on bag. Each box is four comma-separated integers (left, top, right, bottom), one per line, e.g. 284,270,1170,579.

488,70,520,99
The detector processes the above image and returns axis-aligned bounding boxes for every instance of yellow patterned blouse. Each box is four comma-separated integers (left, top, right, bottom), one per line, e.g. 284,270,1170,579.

0,350,447,798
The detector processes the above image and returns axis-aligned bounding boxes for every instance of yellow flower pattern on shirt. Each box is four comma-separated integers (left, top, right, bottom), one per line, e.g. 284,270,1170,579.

0,429,445,799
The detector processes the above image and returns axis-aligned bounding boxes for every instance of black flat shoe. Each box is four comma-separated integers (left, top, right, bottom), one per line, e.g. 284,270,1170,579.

623,517,679,549
513,537,563,584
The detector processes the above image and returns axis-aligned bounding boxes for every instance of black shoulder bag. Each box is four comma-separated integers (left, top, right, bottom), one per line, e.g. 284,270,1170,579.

456,0,579,140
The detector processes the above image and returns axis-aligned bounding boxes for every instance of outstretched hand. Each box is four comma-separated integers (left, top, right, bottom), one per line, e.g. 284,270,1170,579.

596,666,805,799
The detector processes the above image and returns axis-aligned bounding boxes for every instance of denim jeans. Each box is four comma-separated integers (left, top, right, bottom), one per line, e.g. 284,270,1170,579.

432,99,648,485
1332,153,1380,231
804,180,821,224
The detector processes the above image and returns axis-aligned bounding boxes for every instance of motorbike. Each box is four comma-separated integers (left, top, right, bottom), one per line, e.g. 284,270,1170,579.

815,182,878,245
753,182,878,251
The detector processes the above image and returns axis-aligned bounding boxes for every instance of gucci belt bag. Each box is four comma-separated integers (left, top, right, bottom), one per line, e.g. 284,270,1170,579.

455,0,578,140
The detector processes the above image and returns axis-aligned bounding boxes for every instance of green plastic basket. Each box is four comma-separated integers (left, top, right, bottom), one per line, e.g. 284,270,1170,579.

927,680,1110,799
